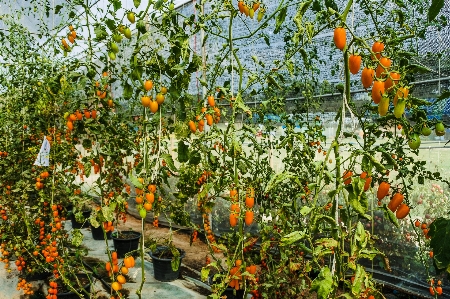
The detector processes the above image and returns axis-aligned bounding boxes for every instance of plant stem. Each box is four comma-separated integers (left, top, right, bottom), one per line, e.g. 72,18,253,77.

341,0,354,22
136,217,146,298
84,0,93,63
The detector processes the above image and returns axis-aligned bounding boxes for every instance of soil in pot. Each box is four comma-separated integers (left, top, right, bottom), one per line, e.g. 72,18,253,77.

90,224,112,240
149,246,186,282
112,231,141,258
70,210,91,229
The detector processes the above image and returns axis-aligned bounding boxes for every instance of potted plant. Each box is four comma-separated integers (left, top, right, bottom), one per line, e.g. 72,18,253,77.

147,238,185,282
48,272,92,299
111,229,141,258
89,207,114,240
68,194,93,229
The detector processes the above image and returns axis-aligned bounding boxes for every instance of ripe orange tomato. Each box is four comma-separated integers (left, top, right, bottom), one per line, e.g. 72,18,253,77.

361,68,375,89
377,181,390,200
333,27,346,50
371,80,385,104
349,54,362,74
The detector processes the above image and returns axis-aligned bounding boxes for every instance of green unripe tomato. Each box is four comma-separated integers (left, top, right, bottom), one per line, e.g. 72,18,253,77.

127,12,135,24
408,134,421,150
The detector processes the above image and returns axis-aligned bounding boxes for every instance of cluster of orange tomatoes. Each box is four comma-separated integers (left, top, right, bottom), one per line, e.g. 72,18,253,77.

141,80,167,113
414,219,432,240
47,281,58,299
136,181,157,219
66,109,97,132
0,206,7,220
0,151,8,158
196,170,213,186
16,278,34,296
89,157,103,175
237,0,265,21
35,171,50,190
333,27,409,119
229,188,255,227
343,169,411,220
228,259,258,292
61,25,77,50
429,278,443,296
188,95,221,133
108,253,135,295
202,213,220,252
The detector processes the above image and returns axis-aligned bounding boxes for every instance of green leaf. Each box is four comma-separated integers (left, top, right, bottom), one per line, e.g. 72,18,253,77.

93,23,108,42
380,204,399,227
274,6,287,34
428,0,444,22
84,162,92,178
351,265,366,295
434,90,450,106
310,267,333,299
111,0,122,11
429,217,450,270
293,0,312,29
177,141,189,163
189,151,201,165
348,186,370,219
280,231,306,246
300,206,312,216
201,267,210,282
264,171,301,193
104,19,116,31
54,5,63,14
160,153,177,172
266,75,281,89
354,222,367,247
102,205,114,222
129,173,144,189
134,0,141,8
234,93,251,115
71,229,84,247
123,81,133,99
315,238,338,248
405,63,431,74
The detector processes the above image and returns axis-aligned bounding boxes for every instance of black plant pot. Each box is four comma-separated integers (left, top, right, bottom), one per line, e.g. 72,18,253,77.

25,270,52,281
112,231,141,258
56,274,92,299
221,288,245,299
70,210,91,229
149,246,185,282
90,224,112,240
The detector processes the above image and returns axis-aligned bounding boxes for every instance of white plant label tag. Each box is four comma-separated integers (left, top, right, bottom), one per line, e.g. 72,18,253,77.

34,136,50,166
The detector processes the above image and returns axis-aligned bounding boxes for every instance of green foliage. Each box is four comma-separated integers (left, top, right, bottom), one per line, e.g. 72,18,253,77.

428,0,445,22
310,267,334,299
429,217,450,273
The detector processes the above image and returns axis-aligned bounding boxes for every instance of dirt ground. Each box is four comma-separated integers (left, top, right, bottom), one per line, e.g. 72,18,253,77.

116,213,211,276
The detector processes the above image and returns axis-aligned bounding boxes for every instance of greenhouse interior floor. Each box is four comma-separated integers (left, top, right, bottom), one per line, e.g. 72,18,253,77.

0,220,211,299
